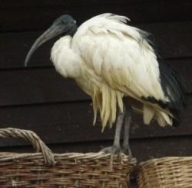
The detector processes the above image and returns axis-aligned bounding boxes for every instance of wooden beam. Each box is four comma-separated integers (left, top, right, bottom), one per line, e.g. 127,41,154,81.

0,0,191,32
0,0,189,8
0,22,191,70
1,135,192,163
137,22,192,59
0,97,191,147
0,68,88,106
0,58,190,107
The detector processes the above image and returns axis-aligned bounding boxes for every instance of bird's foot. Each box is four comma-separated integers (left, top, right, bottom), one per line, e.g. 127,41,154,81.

101,145,123,170
101,145,121,155
122,144,132,158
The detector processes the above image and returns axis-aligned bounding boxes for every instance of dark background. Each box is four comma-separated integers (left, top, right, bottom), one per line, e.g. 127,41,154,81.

0,1,192,187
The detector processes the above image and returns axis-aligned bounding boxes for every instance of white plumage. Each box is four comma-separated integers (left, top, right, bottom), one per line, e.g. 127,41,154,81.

25,13,186,156
51,13,173,130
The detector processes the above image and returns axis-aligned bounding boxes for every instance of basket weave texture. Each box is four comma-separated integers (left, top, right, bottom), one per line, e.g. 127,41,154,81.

0,128,136,188
137,157,192,188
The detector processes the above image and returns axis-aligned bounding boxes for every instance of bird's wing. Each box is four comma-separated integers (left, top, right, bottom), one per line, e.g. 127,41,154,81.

72,14,185,126
73,19,167,104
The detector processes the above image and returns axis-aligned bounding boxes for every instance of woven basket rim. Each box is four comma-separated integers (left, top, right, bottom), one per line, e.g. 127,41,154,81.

0,128,136,188
0,128,137,167
139,156,192,167
0,151,137,165
137,156,192,188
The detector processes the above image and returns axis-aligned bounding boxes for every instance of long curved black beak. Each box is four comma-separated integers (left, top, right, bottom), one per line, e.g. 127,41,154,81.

24,18,77,66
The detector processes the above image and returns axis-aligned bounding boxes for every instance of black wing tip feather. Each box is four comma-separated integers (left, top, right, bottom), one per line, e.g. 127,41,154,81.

141,96,182,127
138,29,186,125
142,59,187,126
171,109,182,127
157,59,187,110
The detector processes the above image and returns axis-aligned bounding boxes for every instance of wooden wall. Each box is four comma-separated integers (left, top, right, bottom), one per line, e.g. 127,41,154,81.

0,1,192,187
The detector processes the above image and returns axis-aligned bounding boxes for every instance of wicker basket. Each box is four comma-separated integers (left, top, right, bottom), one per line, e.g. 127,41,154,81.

0,128,136,188
137,157,192,188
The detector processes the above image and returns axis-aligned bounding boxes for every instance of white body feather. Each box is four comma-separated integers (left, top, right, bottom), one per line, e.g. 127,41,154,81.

51,13,173,130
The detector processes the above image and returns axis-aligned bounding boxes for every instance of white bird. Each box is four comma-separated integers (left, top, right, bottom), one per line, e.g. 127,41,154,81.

25,13,186,156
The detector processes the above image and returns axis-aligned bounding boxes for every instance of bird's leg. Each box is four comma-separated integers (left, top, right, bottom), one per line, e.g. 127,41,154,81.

101,109,125,155
122,105,132,157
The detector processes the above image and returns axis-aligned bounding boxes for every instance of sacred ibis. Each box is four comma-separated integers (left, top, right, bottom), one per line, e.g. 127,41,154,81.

25,13,186,156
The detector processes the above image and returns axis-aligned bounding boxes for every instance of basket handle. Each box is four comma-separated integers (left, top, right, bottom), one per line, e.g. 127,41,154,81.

0,128,55,166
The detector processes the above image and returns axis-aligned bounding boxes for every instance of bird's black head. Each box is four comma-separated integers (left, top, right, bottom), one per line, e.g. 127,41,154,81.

24,14,77,66
52,15,77,36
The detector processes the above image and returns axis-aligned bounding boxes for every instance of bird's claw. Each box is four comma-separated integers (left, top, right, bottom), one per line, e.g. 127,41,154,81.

122,145,132,158
101,145,132,158
101,145,122,170
101,145,121,155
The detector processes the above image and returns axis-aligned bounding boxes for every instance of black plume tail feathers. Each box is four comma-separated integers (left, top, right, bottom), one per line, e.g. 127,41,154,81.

158,59,187,126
